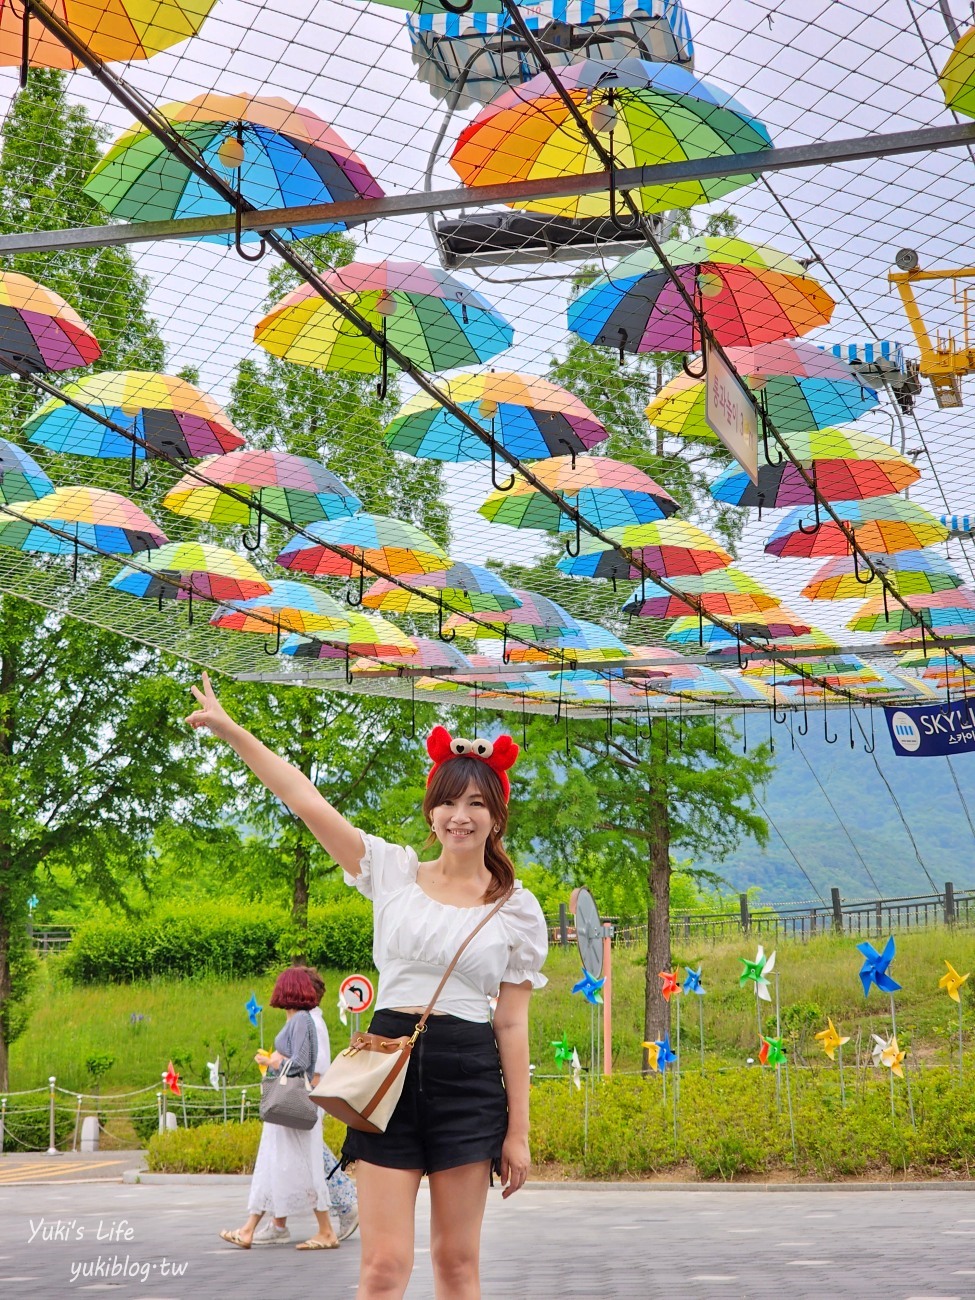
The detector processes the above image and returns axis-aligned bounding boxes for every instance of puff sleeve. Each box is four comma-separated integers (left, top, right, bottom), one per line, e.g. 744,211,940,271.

343,830,418,901
500,884,549,989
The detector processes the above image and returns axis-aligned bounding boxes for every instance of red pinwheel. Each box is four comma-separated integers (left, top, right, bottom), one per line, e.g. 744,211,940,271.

164,1060,181,1096
659,969,681,1001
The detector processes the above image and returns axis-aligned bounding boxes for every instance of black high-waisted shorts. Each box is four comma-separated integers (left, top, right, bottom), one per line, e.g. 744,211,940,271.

340,1008,508,1176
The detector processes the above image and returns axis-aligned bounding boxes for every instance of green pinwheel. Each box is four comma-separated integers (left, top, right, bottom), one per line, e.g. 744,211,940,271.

551,1034,574,1070
739,945,775,1002
759,1036,787,1066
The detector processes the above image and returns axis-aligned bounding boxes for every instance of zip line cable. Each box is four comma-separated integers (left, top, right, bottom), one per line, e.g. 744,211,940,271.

866,746,939,891
792,737,885,895
750,790,828,905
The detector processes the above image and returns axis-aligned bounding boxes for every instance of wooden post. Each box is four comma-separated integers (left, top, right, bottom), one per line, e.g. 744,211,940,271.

945,881,956,926
558,903,569,948
739,893,750,934
831,887,843,934
602,923,613,1077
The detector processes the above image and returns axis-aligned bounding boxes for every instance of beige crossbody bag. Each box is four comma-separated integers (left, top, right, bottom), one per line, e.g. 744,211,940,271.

310,890,511,1134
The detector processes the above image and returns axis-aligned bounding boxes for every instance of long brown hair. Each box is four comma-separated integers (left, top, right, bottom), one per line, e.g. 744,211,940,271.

422,756,515,903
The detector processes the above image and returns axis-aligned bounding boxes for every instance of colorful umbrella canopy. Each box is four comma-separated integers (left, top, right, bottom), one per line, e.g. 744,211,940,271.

0,436,53,504
666,608,811,644
765,497,949,558
444,588,581,640
710,429,920,510
254,261,512,374
884,623,975,646
848,589,975,633
110,542,271,604
275,514,448,579
350,635,473,674
85,93,383,243
568,237,834,355
898,643,975,668
0,0,216,70
210,580,351,636
362,562,521,614
623,569,780,619
557,519,732,580
384,371,607,461
0,486,166,555
25,371,245,460
0,272,100,374
280,614,418,660
450,59,771,219
802,550,964,601
479,456,678,531
940,27,975,117
506,618,631,663
163,450,361,537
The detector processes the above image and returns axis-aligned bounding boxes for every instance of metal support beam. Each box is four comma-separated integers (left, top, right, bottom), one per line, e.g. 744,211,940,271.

0,121,973,255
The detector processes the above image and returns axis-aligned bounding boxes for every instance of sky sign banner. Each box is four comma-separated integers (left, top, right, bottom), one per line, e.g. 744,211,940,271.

884,699,975,757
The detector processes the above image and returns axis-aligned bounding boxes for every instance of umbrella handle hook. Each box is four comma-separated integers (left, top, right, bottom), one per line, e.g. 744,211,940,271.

863,705,876,753
502,624,512,665
376,318,389,400
797,684,810,735
346,561,364,607
823,694,837,744
556,438,578,470
18,0,29,89
242,508,263,552
263,621,282,656
128,441,150,493
796,488,822,536
234,208,266,262
735,625,749,670
437,600,456,643
760,406,784,466
187,586,194,627
490,443,516,492
772,661,787,724
852,548,875,585
564,515,582,559
440,0,475,12
617,328,628,367
682,352,707,380
606,130,641,236
345,647,354,685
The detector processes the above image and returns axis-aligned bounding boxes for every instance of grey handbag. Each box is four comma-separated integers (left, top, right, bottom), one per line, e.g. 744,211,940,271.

259,1014,319,1131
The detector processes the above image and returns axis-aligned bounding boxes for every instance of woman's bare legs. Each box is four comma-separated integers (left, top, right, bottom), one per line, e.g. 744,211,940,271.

428,1161,492,1300
220,1211,263,1246
356,1162,423,1298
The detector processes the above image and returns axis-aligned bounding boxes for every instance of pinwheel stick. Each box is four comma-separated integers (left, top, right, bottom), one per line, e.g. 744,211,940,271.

838,1044,846,1106
674,997,681,1152
698,997,705,1075
887,995,897,1121
259,1008,264,1052
774,973,783,1113
959,997,965,1082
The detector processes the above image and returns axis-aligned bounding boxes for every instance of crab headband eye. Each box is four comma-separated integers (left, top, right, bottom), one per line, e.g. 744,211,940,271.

426,725,518,802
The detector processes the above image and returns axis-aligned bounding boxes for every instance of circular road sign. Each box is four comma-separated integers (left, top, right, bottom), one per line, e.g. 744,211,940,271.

339,973,375,1015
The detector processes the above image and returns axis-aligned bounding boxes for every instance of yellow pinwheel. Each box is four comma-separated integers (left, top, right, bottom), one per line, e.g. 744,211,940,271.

642,1040,661,1073
880,1035,906,1079
814,1018,850,1062
939,960,971,1003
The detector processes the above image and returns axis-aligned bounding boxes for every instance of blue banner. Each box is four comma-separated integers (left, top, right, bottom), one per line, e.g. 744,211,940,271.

885,698,975,757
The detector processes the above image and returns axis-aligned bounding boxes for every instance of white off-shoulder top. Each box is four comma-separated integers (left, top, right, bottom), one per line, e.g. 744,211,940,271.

344,830,549,1023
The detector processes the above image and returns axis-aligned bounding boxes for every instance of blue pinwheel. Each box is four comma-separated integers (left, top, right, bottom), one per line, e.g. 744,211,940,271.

654,1033,677,1071
245,993,263,1027
856,936,902,997
572,967,605,1006
683,966,705,996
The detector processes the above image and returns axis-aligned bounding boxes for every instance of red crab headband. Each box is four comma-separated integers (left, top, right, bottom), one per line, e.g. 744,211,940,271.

425,725,519,802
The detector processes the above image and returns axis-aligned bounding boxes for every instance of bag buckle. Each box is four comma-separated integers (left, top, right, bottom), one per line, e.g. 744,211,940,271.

408,1023,427,1046
342,1041,364,1057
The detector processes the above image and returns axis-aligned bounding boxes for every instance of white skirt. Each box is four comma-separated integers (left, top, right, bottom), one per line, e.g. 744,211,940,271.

247,1113,331,1218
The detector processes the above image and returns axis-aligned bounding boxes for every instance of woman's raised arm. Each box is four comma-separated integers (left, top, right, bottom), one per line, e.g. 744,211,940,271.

185,672,365,876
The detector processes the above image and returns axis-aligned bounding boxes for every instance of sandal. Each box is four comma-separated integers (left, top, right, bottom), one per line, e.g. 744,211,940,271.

219,1229,252,1250
296,1236,339,1250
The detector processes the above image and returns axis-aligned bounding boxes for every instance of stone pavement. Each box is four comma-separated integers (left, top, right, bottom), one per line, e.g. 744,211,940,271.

0,1174,974,1298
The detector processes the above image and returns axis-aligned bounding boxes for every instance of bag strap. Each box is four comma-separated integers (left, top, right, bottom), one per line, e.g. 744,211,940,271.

411,890,512,1041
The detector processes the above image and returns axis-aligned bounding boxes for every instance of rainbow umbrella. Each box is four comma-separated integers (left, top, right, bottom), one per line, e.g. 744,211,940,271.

568,237,834,356
765,497,949,558
0,486,166,568
646,340,877,437
557,519,732,580
450,60,771,218
848,589,975,633
275,514,448,581
479,456,678,531
254,261,512,377
350,635,473,674
110,543,271,613
884,623,975,647
444,589,580,640
506,618,631,664
0,272,100,374
280,614,418,661
710,429,919,510
898,643,975,669
163,450,361,546
210,581,351,650
623,569,780,619
384,371,608,462
802,550,963,601
667,608,811,645
85,93,383,244
0,0,216,71
940,27,975,117
25,372,244,465
362,562,521,614
0,437,54,504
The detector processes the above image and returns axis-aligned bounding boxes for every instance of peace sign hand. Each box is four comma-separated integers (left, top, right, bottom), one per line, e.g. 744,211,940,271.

185,672,234,740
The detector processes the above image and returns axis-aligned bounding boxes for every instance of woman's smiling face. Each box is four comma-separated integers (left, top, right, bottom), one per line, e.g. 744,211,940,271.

428,779,495,854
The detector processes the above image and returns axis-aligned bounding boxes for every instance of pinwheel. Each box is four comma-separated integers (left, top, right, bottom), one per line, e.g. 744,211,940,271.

480,456,678,532
0,271,100,373
110,542,271,613
739,946,775,1002
210,581,351,647
802,550,964,601
765,497,949,559
0,0,217,71
25,373,245,478
0,437,53,504
646,340,878,436
571,1047,583,1092
362,562,520,616
568,237,834,356
940,26,975,117
275,515,448,587
163,450,361,546
280,615,418,663
682,967,705,996
450,60,771,218
255,261,512,379
857,936,901,997
848,588,975,633
0,486,166,568
940,960,971,1003
642,1040,661,1072
814,1018,850,1062
710,430,920,511
164,1060,181,1096
245,994,263,1027
623,569,780,620
659,969,681,1002
871,1033,906,1079
207,1058,221,1091
572,968,605,1006
384,371,608,462
759,1036,787,1067
653,1033,677,1071
551,1033,575,1069
557,519,732,581
84,93,383,244
444,590,581,642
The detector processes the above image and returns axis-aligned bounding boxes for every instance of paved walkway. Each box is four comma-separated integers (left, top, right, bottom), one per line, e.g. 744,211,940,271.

0,1176,973,1297
0,1152,145,1185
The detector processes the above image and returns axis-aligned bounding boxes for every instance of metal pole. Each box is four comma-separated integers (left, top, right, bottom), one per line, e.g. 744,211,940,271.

46,1076,57,1154
240,1089,247,1124
0,1097,5,1154
602,923,613,1077
698,996,705,1075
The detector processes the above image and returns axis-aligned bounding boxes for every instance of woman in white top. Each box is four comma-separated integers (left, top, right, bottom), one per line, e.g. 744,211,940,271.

185,676,548,1300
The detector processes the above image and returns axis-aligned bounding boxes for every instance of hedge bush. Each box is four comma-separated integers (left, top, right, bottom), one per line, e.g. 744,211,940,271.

145,1113,348,1174
62,902,374,984
3,1102,76,1152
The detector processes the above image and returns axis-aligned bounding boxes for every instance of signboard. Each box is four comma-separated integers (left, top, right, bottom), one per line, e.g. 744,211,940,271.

339,973,375,1014
704,342,759,483
884,698,975,757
